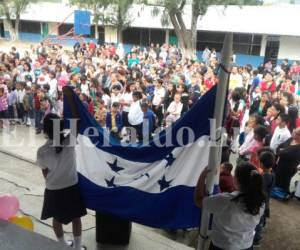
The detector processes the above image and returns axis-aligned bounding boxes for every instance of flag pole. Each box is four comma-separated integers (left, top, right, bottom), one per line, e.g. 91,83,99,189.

197,33,233,250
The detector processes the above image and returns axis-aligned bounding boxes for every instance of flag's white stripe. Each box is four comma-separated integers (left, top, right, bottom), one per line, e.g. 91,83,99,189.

76,134,210,194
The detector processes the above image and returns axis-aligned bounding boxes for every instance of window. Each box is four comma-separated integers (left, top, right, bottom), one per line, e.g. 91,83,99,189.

90,25,105,44
196,31,262,56
19,21,40,34
149,29,165,46
123,28,141,45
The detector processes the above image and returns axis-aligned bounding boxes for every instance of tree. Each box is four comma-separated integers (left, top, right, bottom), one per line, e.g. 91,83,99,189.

0,0,34,41
146,0,262,59
109,0,135,43
70,0,135,43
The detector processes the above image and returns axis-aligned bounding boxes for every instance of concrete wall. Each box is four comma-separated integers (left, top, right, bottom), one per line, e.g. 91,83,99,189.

105,27,118,43
278,36,300,60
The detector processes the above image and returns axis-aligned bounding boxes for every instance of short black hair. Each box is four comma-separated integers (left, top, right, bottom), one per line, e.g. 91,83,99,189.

279,113,289,124
259,151,275,169
132,91,142,99
254,125,267,140
140,102,148,109
112,102,120,108
272,102,285,114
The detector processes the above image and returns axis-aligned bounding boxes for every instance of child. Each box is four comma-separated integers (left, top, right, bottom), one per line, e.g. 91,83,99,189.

141,102,156,142
37,113,87,250
253,150,276,246
7,87,17,124
270,113,291,152
106,102,122,140
238,125,267,163
0,87,8,129
95,99,107,127
23,86,34,126
219,162,235,193
165,93,183,127
34,87,43,134
195,163,265,250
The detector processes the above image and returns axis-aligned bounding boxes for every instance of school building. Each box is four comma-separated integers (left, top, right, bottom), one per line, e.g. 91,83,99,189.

0,1,300,67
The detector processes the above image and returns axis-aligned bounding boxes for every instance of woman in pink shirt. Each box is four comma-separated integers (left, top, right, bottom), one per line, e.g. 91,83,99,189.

239,126,267,164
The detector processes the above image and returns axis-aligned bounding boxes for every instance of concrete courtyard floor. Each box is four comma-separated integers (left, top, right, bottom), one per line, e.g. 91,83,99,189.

0,125,300,250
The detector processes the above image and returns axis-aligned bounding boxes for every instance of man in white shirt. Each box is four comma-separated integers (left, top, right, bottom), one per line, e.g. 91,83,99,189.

128,91,143,142
152,79,165,127
270,113,291,152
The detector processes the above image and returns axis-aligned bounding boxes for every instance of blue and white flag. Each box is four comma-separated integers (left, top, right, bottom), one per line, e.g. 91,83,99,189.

64,86,216,229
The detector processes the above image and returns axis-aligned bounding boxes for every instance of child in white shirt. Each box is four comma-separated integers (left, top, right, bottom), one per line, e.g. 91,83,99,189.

165,93,183,127
270,113,291,152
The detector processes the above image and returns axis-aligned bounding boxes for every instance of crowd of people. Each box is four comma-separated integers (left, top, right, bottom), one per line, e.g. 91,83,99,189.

1,40,300,249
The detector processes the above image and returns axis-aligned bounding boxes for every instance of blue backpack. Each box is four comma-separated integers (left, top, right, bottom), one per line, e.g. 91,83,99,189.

271,186,289,200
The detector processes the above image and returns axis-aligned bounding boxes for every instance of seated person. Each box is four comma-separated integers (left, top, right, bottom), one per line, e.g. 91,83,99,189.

165,93,183,127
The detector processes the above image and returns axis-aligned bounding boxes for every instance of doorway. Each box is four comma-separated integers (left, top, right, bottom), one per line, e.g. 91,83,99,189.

264,36,280,65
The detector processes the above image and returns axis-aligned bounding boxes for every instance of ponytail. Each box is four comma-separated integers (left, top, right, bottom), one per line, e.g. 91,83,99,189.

232,163,265,215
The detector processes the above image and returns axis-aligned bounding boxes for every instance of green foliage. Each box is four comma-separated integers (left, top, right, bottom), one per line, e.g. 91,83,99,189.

69,0,135,29
0,0,34,18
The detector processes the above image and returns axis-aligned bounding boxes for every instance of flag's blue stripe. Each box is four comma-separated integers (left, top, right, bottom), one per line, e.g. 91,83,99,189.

79,174,201,229
64,86,216,162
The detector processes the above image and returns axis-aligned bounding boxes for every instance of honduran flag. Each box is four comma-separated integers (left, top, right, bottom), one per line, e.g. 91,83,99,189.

63,86,216,229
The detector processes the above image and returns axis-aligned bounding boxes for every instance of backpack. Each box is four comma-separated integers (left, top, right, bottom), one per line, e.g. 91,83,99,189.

271,186,289,200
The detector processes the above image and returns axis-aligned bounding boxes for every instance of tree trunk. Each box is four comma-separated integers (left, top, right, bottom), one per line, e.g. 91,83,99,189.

94,22,99,41
4,19,16,41
190,14,198,60
15,15,20,41
117,27,123,44
93,8,99,41
191,0,200,60
168,10,194,60
2,5,17,41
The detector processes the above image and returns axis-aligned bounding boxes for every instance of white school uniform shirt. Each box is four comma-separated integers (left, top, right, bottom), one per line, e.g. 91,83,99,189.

203,191,264,250
16,89,25,104
81,83,90,96
49,78,58,98
37,135,78,190
111,93,122,105
128,100,143,125
270,126,291,152
152,87,166,106
167,101,183,118
121,92,133,112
